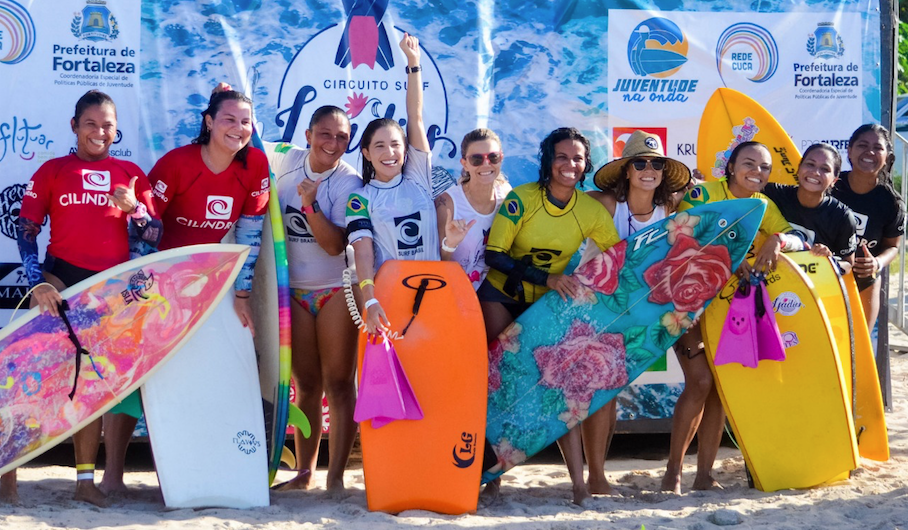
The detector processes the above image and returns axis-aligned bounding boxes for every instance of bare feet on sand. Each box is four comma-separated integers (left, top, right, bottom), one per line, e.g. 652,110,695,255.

571,484,592,506
98,477,129,498
276,470,314,491
660,471,682,495
478,478,501,508
587,474,614,495
74,482,109,507
692,474,723,491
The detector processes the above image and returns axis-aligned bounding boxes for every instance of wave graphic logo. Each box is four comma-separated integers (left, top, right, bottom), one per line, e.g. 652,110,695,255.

0,0,36,65
627,18,688,78
205,196,233,220
716,23,779,85
82,170,111,191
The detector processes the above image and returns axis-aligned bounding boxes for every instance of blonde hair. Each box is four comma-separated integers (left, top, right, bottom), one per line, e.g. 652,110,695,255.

460,128,508,189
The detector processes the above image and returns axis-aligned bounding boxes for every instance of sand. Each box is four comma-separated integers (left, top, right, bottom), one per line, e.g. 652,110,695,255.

2,351,906,529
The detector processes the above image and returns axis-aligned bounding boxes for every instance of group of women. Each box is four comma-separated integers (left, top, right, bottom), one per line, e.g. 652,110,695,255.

0,29,902,508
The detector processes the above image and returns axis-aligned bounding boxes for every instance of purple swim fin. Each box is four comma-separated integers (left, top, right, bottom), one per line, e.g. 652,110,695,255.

754,278,787,362
371,343,424,428
354,335,406,426
714,279,759,368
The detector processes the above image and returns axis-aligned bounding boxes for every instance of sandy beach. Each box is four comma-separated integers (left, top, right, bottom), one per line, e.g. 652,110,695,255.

2,349,906,529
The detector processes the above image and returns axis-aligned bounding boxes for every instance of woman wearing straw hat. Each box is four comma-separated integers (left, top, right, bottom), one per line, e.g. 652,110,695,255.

577,129,690,494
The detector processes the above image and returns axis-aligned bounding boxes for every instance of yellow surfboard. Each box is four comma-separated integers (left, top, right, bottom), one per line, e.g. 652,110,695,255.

702,254,859,491
843,272,890,461
698,87,800,184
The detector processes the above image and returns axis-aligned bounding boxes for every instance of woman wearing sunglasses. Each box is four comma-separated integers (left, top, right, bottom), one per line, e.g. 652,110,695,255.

662,141,804,494
480,127,620,505
579,130,691,495
435,128,511,289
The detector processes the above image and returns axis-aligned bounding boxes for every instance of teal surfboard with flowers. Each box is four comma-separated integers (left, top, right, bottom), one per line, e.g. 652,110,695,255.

482,199,766,483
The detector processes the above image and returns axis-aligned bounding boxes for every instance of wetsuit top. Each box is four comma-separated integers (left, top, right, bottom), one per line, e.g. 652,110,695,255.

679,179,793,257
148,144,270,250
486,182,620,303
20,154,157,271
346,146,437,271
831,171,905,256
444,181,512,290
264,141,362,290
763,183,857,259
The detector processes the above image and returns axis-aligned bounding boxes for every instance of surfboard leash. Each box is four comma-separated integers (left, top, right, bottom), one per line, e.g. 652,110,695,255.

400,278,430,337
57,301,105,400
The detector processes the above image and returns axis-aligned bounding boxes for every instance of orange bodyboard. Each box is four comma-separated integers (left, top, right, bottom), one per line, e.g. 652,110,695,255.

358,261,487,514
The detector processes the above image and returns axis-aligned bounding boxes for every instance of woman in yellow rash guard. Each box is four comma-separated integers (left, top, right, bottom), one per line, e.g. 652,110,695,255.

660,141,805,494
479,127,620,505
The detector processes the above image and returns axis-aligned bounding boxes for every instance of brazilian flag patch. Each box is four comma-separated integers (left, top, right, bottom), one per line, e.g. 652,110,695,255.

685,185,708,205
274,142,293,154
346,194,368,216
498,193,524,225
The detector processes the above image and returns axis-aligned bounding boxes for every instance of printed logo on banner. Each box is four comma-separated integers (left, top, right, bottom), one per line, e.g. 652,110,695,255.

0,0,36,65
205,196,233,220
612,17,698,103
275,1,454,171
613,127,667,158
715,22,779,85
82,170,110,191
807,22,844,59
793,22,858,100
71,0,119,42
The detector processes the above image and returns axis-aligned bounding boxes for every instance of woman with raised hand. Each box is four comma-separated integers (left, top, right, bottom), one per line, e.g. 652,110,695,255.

831,124,905,329
5,90,159,506
261,104,362,493
480,127,620,505
661,141,804,495
101,89,270,495
435,128,511,289
347,33,439,335
581,130,690,495
763,143,858,274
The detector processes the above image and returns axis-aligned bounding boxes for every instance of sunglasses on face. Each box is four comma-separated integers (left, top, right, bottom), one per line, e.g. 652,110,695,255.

630,158,666,171
466,152,503,166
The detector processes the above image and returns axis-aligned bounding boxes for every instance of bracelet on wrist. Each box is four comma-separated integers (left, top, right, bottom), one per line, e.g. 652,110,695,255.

359,278,375,289
405,65,422,74
235,292,251,299
364,298,380,310
441,237,458,253
302,201,320,215
129,202,148,219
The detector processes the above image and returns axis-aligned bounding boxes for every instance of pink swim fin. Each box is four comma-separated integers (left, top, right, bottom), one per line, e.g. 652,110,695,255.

714,279,759,368
754,278,786,362
354,334,423,428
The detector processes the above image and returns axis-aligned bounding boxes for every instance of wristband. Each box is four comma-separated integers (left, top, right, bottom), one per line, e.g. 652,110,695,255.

129,202,148,219
235,292,251,299
873,257,881,273
359,278,374,289
302,201,320,215
405,65,422,74
364,298,380,310
441,237,458,253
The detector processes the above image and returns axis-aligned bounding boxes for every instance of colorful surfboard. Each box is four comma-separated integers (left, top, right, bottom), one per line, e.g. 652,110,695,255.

843,272,889,461
482,199,766,483
702,253,859,492
0,244,248,475
250,132,294,485
359,261,487,514
698,87,800,184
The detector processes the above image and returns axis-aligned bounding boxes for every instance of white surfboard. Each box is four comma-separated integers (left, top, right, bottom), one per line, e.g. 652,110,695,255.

142,296,269,509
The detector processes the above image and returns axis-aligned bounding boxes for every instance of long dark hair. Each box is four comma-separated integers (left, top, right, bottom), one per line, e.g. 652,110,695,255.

360,118,406,185
724,141,769,186
192,90,253,167
73,90,116,125
537,127,592,190
610,162,674,207
846,123,902,209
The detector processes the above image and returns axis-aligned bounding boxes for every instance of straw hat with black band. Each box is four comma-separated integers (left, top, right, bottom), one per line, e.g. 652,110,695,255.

593,130,691,192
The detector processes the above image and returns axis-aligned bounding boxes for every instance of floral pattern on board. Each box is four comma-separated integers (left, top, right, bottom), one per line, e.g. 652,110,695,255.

666,211,700,244
533,320,628,429
575,240,626,295
643,233,732,312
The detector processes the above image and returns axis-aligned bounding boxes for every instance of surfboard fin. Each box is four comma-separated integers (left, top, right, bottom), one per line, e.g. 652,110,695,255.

287,403,312,439
753,277,786,362
714,279,759,368
354,334,423,428
280,445,297,469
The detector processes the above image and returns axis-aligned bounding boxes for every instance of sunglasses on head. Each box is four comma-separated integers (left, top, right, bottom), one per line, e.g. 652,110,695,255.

630,158,666,171
466,152,503,167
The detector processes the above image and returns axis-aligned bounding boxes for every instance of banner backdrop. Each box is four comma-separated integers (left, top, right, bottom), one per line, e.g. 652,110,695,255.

0,0,884,424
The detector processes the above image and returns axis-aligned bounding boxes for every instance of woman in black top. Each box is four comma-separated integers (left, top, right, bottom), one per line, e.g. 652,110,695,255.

831,124,905,328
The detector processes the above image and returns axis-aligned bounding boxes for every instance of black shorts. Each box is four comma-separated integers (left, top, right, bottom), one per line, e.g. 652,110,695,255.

44,255,101,288
476,279,532,320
